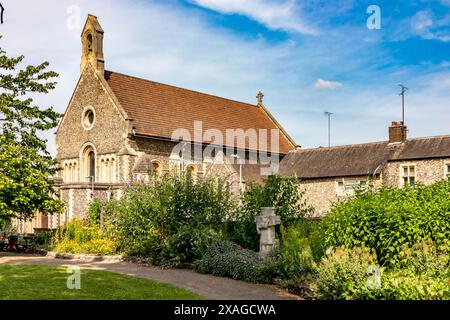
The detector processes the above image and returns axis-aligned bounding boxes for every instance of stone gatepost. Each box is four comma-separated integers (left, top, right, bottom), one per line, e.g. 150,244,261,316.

255,207,281,258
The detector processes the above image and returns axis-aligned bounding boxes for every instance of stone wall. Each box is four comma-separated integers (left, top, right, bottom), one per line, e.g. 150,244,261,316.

300,176,381,217
56,65,129,160
382,158,450,188
301,158,450,217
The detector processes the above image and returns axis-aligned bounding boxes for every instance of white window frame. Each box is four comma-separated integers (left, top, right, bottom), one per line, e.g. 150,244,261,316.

336,178,367,196
401,165,416,186
446,163,450,181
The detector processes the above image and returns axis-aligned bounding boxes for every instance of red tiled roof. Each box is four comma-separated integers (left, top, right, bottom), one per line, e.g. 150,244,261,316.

105,71,294,154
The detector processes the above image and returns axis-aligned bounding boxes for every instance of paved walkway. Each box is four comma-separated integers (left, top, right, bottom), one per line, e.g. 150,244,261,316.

0,253,297,300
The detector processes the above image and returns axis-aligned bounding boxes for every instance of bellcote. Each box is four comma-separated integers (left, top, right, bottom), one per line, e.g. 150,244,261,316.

81,14,105,76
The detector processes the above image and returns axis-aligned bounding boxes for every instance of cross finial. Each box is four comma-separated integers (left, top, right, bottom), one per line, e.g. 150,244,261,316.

256,91,264,105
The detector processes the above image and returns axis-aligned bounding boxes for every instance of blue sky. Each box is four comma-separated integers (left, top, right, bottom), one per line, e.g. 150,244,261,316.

2,0,450,154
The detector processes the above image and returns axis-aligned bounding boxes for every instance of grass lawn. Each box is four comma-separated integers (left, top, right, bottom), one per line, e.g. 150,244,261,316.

0,264,204,300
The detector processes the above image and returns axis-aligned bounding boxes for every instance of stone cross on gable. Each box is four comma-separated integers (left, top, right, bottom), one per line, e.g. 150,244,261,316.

256,91,264,105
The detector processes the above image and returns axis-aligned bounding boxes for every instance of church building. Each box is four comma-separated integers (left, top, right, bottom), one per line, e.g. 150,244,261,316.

40,14,296,228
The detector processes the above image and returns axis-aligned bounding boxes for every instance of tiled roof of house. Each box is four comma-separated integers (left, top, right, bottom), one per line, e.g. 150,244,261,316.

392,135,450,160
104,71,295,154
279,135,450,179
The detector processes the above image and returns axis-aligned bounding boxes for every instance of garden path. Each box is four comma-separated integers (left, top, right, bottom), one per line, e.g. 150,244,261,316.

0,253,298,300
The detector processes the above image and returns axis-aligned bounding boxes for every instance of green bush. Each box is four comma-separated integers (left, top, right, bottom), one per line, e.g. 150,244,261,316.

356,242,450,300
312,242,450,300
107,174,237,265
229,175,313,250
274,224,316,280
34,230,53,245
53,240,81,254
288,218,326,263
365,271,450,300
312,247,377,300
88,199,102,226
164,225,223,265
323,180,450,267
52,218,117,255
194,240,274,283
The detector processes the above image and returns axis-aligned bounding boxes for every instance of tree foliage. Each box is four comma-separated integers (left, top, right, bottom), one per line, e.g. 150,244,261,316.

0,41,64,221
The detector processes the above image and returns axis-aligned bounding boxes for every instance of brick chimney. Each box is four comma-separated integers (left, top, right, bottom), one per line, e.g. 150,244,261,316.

389,121,407,143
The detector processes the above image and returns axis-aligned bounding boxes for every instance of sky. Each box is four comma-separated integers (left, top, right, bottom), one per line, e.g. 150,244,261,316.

1,0,450,155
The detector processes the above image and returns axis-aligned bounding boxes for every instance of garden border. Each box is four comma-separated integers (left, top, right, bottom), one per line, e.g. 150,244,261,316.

40,250,124,262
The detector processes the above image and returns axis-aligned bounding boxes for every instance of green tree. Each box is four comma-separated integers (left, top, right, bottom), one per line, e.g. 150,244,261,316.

0,41,64,222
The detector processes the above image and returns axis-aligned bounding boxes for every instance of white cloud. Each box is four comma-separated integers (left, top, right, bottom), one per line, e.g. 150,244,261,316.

410,10,450,42
2,0,449,153
314,78,343,90
190,0,318,34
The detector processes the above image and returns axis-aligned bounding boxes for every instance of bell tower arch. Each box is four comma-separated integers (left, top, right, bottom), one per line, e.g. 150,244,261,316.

81,14,105,75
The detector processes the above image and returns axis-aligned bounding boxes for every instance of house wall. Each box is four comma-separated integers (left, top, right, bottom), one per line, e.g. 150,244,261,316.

300,176,381,217
382,158,450,188
300,158,450,217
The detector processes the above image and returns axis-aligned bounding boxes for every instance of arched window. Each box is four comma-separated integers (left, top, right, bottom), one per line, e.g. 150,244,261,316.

86,33,93,53
82,146,96,182
88,151,95,178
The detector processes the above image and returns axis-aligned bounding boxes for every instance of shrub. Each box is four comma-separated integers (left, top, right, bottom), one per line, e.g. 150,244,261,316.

34,230,53,245
164,226,223,265
312,247,377,300
274,224,316,280
312,242,450,300
323,180,450,268
53,240,81,254
355,242,450,300
88,199,102,226
229,175,313,250
108,174,237,265
52,218,117,255
194,240,274,283
356,269,450,300
288,218,326,263
79,239,117,255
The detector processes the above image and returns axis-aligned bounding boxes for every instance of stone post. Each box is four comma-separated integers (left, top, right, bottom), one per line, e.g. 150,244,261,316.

255,207,281,258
